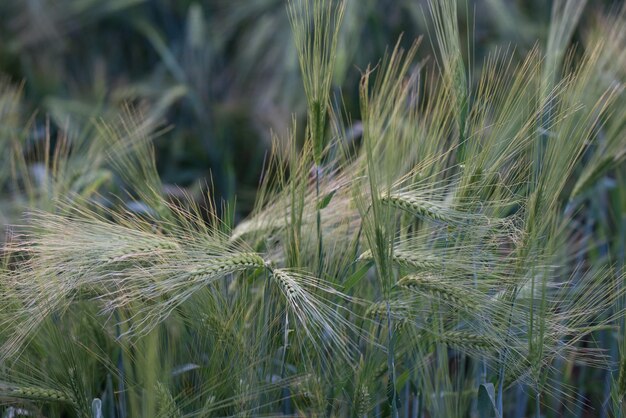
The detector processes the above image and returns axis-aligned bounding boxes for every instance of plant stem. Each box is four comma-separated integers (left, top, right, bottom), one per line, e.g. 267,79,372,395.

280,310,291,415
387,300,399,418
536,390,541,418
316,164,323,277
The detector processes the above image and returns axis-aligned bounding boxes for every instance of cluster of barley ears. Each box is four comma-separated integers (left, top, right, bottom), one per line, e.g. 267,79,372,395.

1,0,625,417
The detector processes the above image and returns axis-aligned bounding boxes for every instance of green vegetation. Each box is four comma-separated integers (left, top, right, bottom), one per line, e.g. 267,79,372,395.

1,0,625,417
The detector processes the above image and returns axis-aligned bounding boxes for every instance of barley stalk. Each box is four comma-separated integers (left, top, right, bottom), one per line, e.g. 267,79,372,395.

397,274,479,311
2,384,76,405
155,382,181,418
359,249,442,271
381,192,457,223
270,268,301,302
357,384,371,417
439,331,496,352
366,301,412,333
185,253,266,282
107,240,180,263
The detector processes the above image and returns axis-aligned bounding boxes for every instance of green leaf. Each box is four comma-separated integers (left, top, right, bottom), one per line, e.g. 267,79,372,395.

343,262,371,292
396,369,411,389
74,169,113,199
386,378,401,410
477,383,500,418
317,189,336,210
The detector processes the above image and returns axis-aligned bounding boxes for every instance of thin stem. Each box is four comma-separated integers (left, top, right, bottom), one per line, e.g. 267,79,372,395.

280,310,291,415
114,311,127,418
387,300,399,418
316,165,323,277
536,390,541,418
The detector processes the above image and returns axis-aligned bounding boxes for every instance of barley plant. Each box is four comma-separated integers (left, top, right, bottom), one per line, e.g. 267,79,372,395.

1,0,625,417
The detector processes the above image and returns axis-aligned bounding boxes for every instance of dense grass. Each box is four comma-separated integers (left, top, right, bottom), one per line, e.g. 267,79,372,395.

1,0,625,417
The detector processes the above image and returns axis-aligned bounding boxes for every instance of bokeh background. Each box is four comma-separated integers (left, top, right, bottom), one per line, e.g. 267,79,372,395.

0,0,619,220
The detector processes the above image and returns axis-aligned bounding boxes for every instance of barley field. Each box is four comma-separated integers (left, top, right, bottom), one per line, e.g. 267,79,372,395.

0,1,625,417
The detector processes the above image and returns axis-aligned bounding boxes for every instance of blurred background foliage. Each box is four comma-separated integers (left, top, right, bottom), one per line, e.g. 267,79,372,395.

0,0,618,219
